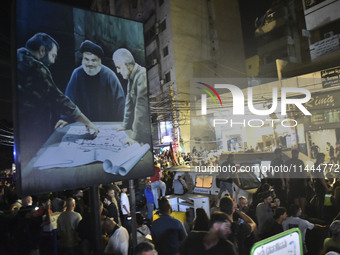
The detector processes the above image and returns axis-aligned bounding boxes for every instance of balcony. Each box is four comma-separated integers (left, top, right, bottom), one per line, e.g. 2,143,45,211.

304,0,340,30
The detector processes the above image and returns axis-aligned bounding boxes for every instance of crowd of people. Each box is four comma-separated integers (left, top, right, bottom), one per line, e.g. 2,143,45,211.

1,142,340,254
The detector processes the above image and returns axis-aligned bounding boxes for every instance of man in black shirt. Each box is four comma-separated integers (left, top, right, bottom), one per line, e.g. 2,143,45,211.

220,196,256,255
179,212,236,255
103,195,120,225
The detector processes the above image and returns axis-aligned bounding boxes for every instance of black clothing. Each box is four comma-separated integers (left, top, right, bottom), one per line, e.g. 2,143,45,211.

229,221,252,255
180,231,236,255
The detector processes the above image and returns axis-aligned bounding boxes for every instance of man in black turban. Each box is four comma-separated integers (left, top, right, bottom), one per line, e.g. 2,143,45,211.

61,40,125,124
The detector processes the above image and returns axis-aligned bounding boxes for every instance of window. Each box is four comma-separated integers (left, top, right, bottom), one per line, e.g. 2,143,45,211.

163,46,169,57
195,175,213,188
160,19,166,32
165,71,171,83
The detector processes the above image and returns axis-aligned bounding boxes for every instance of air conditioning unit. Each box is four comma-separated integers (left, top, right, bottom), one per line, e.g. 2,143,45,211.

324,31,334,39
305,0,316,8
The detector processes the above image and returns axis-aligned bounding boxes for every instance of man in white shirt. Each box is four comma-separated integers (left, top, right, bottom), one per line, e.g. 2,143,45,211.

283,204,314,253
102,217,129,255
121,186,131,233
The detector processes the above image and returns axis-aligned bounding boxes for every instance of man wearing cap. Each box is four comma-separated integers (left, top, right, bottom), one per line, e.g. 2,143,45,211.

17,33,99,168
63,40,125,123
112,48,150,144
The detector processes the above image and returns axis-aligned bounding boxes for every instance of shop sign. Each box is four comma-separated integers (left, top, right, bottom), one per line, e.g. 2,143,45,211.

321,66,340,88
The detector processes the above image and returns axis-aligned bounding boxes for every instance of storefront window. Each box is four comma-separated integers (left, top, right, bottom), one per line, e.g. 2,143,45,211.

195,175,213,188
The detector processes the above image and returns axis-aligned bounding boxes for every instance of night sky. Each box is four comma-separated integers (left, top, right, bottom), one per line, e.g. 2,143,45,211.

239,0,275,58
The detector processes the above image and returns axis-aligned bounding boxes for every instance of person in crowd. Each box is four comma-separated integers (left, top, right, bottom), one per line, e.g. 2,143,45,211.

179,211,236,255
57,197,82,255
150,161,166,209
285,149,307,214
220,195,256,255
17,33,98,168
283,204,314,254
135,241,158,255
238,196,250,214
102,217,129,255
324,220,340,254
144,179,154,221
135,213,152,244
311,142,320,159
12,196,42,254
62,40,125,123
182,172,194,193
256,191,273,236
312,153,332,219
73,189,85,216
173,175,186,195
151,196,187,255
261,207,287,239
193,207,210,231
103,195,120,225
271,197,281,212
106,186,121,225
112,48,150,144
327,142,335,163
39,198,60,255
216,154,235,202
269,148,287,206
336,142,340,164
120,185,131,233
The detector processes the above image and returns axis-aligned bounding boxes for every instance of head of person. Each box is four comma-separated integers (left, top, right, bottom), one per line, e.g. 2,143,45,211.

121,184,128,193
25,32,59,67
291,149,299,159
289,204,302,217
274,148,282,159
219,195,234,215
22,196,33,207
262,191,273,204
79,40,103,76
316,152,325,163
195,207,209,221
66,197,76,211
112,48,136,79
273,207,287,221
273,197,280,207
135,241,158,255
136,213,144,227
107,188,115,198
327,142,331,146
330,220,340,239
146,179,151,187
101,217,117,235
158,196,172,215
103,195,113,206
238,196,249,211
209,212,232,239
74,189,83,198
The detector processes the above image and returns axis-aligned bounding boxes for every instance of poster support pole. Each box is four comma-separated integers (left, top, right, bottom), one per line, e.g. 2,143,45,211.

90,185,103,255
129,179,137,251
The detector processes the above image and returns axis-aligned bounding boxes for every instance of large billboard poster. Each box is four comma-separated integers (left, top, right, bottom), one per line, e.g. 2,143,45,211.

15,0,153,195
